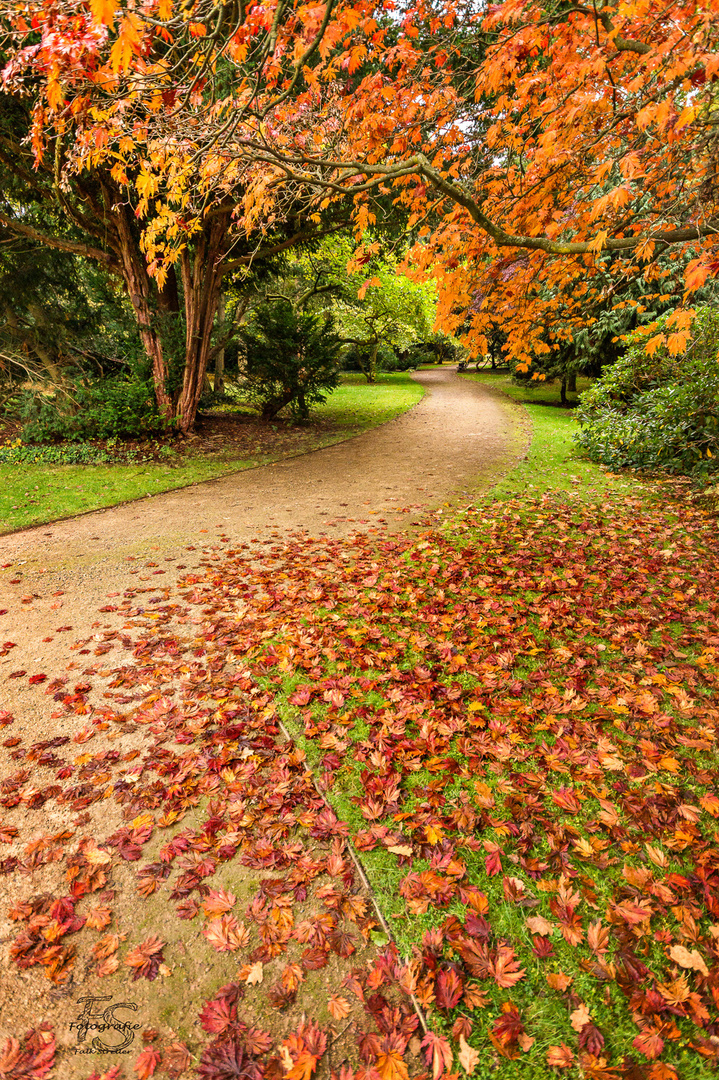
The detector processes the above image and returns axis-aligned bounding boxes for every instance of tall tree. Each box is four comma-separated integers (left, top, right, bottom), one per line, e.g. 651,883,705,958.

0,18,340,432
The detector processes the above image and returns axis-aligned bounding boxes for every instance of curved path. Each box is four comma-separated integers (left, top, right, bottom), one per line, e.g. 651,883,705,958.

0,369,526,722
0,369,525,567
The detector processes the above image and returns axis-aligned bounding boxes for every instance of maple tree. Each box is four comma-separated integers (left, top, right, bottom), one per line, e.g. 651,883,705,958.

0,22,341,434
3,0,716,381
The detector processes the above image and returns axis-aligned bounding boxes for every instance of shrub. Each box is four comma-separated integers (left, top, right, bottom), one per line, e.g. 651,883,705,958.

241,301,341,420
16,374,167,443
576,306,719,476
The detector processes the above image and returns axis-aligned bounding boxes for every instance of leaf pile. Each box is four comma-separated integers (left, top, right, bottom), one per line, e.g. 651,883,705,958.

2,490,718,1080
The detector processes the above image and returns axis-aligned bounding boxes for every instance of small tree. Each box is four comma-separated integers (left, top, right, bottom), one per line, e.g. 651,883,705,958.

240,302,341,421
334,266,436,383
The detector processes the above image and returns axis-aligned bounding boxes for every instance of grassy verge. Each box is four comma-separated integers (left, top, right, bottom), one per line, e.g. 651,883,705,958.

0,372,424,534
464,368,592,408
467,370,646,502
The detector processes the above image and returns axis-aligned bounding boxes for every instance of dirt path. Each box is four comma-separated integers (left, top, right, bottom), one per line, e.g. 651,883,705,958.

0,369,527,1073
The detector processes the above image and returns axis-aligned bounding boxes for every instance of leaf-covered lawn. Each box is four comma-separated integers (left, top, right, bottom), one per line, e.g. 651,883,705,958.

2,488,718,1080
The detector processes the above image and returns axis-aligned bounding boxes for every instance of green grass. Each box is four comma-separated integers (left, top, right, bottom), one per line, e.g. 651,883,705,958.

466,370,647,501
0,372,424,534
464,368,593,408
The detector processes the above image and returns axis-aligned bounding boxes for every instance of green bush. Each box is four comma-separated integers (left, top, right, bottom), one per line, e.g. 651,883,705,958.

241,301,341,420
0,440,110,465
16,374,167,443
576,306,719,475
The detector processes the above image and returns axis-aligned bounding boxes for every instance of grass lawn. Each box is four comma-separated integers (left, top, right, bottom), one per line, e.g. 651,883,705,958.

465,370,643,502
0,372,424,534
194,392,717,1078
464,368,593,409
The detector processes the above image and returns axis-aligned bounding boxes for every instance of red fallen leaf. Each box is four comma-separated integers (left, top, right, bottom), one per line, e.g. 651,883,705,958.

488,945,526,988
202,888,236,916
28,675,47,685
490,1002,525,1057
484,849,502,877
288,686,313,706
435,967,464,1011
244,1030,272,1056
632,1030,665,1060
87,1070,122,1080
0,711,14,725
8,671,27,679
134,1047,161,1079
199,997,236,1035
421,1031,453,1080
203,915,249,952
0,1024,55,1079
301,946,330,971
197,1034,261,1080
282,1019,327,1080
176,898,199,920
551,787,582,813
124,935,165,980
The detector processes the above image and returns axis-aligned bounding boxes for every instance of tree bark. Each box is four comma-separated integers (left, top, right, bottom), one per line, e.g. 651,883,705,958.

113,200,172,422
214,293,226,395
175,214,229,434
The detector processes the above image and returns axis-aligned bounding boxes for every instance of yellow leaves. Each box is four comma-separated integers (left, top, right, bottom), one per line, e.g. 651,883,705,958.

89,0,116,28
110,14,145,74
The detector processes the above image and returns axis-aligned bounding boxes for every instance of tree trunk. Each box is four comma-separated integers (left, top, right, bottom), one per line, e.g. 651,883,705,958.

214,294,226,395
567,372,577,393
113,201,172,422
365,342,377,383
560,376,568,405
175,215,229,434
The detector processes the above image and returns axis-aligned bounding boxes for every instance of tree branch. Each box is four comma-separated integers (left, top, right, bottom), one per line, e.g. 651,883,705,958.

0,212,119,270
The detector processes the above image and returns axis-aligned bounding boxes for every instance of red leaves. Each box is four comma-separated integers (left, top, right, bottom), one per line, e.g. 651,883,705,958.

203,916,249,953
199,998,237,1036
134,1048,161,1079
0,1025,55,1080
421,1032,452,1080
434,967,464,1011
488,945,526,989
124,935,165,980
